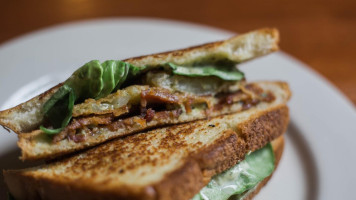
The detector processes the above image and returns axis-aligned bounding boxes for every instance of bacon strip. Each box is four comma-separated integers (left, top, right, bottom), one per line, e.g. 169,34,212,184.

140,88,180,107
53,114,113,143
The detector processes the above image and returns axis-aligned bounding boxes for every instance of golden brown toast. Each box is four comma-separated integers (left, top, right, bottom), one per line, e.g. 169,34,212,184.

4,103,288,200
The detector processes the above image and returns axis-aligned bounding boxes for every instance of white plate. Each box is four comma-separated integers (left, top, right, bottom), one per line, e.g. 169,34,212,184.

0,18,355,200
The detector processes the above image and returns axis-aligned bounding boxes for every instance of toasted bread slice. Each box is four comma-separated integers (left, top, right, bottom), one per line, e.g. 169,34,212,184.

4,100,288,200
124,28,279,67
0,28,279,135
17,81,290,161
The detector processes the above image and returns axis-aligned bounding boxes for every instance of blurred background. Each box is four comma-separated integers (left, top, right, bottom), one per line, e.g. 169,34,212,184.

0,1,356,199
0,0,355,105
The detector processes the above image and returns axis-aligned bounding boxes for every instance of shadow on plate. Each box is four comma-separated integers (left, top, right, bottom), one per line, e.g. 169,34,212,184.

287,122,320,200
0,147,44,199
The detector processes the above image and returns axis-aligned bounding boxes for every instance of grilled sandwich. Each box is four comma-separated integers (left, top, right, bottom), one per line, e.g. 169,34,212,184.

0,28,281,161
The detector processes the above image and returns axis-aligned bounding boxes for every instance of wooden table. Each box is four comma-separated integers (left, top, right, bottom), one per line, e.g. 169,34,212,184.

1,0,355,105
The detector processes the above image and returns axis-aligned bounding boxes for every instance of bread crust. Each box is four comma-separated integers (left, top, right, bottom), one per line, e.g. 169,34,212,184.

241,135,284,200
4,106,288,200
239,105,289,152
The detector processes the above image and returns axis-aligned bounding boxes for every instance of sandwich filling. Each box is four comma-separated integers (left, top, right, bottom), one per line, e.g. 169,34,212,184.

39,60,275,143
192,143,275,200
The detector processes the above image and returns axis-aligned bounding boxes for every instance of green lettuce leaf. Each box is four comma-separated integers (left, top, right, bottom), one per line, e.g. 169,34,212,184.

40,60,141,134
166,63,244,81
192,143,275,200
40,60,244,135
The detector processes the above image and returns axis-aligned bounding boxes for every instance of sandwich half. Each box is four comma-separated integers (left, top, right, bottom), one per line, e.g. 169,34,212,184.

0,28,280,161
4,84,290,199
